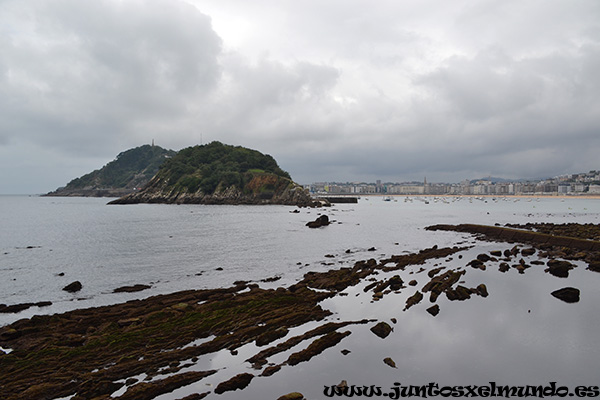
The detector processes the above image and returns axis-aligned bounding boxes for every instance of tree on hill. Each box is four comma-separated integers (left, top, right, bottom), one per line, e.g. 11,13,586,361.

156,141,291,195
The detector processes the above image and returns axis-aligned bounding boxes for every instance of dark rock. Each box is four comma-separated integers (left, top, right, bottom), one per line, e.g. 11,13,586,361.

214,373,254,394
503,249,512,258
551,287,580,303
427,267,445,278
256,327,289,346
476,284,489,297
0,303,34,313
521,248,536,256
261,365,282,377
408,280,418,286
490,250,502,257
370,322,393,339
177,394,209,400
426,304,440,316
545,260,574,278
467,259,486,270
287,331,351,365
498,263,510,273
422,269,465,302
341,349,351,355
446,285,472,301
62,281,82,293
306,215,330,228
388,275,404,291
383,357,397,368
113,370,216,399
368,247,376,251
113,284,152,293
587,262,600,273
260,276,282,283
404,291,423,311
477,253,491,262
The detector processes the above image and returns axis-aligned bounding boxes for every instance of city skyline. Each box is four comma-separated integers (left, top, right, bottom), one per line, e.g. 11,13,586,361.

310,170,600,196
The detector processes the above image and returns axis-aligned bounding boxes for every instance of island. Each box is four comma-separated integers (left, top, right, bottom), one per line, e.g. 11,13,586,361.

108,141,315,206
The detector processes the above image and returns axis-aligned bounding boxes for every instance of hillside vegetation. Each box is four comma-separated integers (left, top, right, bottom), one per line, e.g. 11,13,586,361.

46,145,175,197
109,142,313,205
159,141,291,195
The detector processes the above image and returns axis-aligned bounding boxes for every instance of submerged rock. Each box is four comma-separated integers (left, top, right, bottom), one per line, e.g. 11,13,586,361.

551,287,580,303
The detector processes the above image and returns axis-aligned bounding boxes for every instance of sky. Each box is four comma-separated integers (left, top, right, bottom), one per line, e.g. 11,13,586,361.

1,0,599,193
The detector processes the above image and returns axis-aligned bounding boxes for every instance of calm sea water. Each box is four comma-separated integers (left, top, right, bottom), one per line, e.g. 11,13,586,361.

1,195,599,399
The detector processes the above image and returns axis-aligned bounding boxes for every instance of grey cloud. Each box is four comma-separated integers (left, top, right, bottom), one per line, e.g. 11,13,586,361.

0,0,221,155
1,0,599,193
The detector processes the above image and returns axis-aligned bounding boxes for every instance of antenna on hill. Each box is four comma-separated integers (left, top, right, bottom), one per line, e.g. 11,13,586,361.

152,139,155,147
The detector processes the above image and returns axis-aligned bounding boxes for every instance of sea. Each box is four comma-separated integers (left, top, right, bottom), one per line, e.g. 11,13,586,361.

1,194,600,399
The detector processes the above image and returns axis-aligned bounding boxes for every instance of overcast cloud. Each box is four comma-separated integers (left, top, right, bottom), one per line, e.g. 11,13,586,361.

1,0,599,193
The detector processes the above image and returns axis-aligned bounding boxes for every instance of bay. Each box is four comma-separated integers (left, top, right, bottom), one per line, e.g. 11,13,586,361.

1,195,599,399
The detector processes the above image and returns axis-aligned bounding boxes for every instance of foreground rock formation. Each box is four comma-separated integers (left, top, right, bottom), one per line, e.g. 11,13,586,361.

0,246,460,400
1,222,599,399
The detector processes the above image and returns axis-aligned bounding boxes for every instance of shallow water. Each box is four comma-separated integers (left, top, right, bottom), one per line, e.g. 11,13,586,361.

1,195,599,399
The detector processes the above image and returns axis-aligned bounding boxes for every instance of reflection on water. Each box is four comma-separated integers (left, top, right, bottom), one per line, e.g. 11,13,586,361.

1,195,599,399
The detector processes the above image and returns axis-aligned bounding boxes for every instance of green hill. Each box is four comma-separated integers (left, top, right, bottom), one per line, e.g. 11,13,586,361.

46,144,176,197
109,141,313,205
